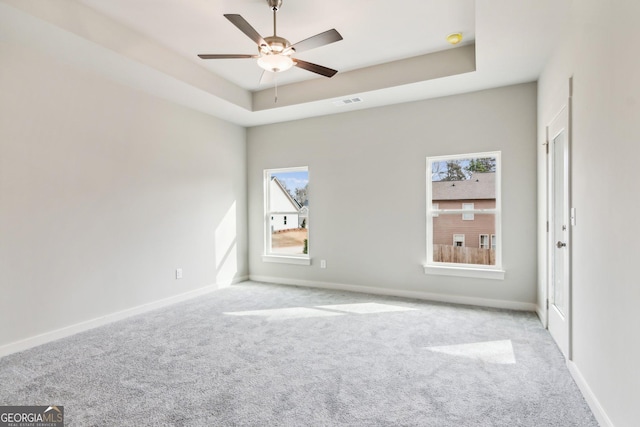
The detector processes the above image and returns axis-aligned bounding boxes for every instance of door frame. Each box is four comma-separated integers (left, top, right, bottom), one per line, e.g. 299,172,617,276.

545,78,573,360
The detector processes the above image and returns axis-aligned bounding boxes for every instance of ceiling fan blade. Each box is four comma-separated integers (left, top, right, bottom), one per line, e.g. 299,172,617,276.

224,14,269,49
289,29,343,53
198,54,258,59
294,59,338,78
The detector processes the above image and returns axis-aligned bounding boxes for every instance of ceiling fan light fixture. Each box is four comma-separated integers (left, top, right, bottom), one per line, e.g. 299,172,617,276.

198,0,342,80
257,53,294,73
446,32,463,45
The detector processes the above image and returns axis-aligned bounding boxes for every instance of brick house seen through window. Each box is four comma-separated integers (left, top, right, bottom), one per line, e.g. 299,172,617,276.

426,151,502,273
432,172,496,251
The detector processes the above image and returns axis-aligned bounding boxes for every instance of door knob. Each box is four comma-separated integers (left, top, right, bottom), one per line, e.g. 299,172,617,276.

556,241,567,248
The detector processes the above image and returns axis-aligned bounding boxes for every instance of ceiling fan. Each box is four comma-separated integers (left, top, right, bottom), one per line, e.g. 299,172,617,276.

198,0,343,82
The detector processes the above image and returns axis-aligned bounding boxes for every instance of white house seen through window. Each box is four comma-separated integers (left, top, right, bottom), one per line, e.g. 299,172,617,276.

264,167,309,260
426,152,503,276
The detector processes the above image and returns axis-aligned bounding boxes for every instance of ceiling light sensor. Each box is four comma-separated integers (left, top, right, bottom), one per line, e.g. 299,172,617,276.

446,32,463,45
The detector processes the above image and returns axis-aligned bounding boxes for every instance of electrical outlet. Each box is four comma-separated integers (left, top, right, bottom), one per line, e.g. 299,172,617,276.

176,268,183,279
320,260,326,269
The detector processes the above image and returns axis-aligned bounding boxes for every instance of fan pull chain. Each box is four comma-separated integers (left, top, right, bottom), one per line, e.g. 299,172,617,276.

274,75,278,103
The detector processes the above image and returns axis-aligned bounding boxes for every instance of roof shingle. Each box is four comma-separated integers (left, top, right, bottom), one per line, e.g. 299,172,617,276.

432,172,496,200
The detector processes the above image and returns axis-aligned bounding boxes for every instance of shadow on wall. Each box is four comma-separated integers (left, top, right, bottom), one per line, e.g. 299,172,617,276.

215,201,238,286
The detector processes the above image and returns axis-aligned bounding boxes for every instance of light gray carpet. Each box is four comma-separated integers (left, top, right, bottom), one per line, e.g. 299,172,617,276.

0,281,598,426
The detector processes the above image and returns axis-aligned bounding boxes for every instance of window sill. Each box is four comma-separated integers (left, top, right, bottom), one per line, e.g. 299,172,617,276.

262,255,311,266
423,264,505,280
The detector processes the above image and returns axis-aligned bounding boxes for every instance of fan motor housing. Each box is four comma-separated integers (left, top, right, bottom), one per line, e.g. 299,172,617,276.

267,0,283,11
260,36,292,54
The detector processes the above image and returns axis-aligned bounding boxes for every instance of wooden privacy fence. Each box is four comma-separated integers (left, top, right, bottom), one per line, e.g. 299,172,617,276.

433,244,495,265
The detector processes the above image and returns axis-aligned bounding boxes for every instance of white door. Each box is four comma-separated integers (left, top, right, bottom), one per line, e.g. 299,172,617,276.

548,105,571,358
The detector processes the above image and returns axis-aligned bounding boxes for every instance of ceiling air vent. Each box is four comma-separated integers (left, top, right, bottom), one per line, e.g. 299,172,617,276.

332,97,363,106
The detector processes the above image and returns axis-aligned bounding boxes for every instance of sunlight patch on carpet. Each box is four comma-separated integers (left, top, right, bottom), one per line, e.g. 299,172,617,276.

425,339,516,364
316,302,417,314
224,307,344,320
225,303,416,320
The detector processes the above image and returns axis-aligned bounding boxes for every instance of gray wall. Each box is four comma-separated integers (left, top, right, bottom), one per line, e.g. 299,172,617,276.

248,83,537,306
538,1,640,425
0,43,248,348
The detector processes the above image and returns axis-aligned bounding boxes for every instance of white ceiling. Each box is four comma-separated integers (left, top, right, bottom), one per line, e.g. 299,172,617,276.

79,0,477,91
1,0,569,126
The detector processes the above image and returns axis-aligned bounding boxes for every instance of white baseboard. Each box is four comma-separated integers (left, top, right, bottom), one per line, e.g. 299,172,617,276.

535,306,547,327
216,275,249,288
248,275,536,311
567,360,613,427
0,275,247,358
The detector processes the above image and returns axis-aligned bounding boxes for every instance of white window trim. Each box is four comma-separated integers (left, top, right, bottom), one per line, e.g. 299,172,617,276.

425,151,503,279
262,255,311,265
423,264,505,280
264,166,310,266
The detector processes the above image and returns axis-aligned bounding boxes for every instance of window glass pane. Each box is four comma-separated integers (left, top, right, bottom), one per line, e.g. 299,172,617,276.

270,217,308,255
268,170,308,212
433,213,497,265
266,169,309,256
428,154,499,268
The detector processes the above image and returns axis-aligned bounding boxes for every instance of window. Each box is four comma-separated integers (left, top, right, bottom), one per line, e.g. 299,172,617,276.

462,203,475,220
263,167,310,265
480,234,490,249
425,152,503,279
